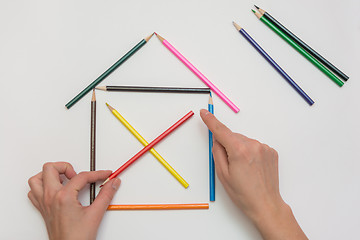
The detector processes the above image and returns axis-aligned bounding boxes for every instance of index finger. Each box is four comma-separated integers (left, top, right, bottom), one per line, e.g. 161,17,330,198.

200,109,235,148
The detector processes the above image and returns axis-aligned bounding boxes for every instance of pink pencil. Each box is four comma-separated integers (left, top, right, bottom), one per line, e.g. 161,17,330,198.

155,33,239,113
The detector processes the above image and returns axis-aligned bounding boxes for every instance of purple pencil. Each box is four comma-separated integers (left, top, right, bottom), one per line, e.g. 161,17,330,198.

233,22,314,106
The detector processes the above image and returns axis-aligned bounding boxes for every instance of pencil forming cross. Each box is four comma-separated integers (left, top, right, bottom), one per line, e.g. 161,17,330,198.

105,103,189,188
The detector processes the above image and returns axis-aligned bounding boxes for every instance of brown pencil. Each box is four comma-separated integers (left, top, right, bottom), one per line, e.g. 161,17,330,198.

107,203,209,210
90,89,96,204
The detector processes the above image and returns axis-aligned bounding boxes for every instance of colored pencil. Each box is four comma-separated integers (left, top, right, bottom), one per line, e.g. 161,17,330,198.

96,86,211,94
233,22,314,105
100,111,194,187
107,203,209,210
255,5,349,81
90,89,96,204
65,33,154,109
208,94,215,201
106,103,189,188
154,33,240,113
252,10,344,87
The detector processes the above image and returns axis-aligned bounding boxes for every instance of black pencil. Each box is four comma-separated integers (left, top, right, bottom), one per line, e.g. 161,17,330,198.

96,86,211,94
254,5,349,81
90,89,96,204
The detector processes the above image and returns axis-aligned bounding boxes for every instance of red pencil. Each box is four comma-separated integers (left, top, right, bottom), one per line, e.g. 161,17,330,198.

100,111,194,187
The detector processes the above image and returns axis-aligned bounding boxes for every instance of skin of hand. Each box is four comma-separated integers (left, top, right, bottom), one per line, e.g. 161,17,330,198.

200,109,307,240
27,162,120,240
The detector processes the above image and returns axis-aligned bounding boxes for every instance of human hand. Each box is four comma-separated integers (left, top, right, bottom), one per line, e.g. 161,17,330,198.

28,162,121,240
200,109,307,240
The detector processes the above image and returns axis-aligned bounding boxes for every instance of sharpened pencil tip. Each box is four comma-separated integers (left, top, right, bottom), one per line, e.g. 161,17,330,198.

105,103,115,111
154,32,157,35
91,89,96,101
232,21,242,31
251,9,256,13
254,5,259,9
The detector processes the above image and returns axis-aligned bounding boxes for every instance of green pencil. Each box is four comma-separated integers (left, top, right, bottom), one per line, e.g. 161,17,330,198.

252,9,343,87
65,33,154,109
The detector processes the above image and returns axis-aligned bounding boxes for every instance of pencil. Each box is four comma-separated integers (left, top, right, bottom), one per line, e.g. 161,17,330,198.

208,94,215,201
107,203,209,210
154,33,240,113
233,22,314,105
65,33,154,109
100,110,194,187
96,86,211,94
252,10,344,87
106,103,189,188
90,89,96,204
254,5,349,81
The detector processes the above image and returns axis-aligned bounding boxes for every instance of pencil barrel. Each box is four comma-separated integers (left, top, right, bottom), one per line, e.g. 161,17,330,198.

263,12,349,81
65,39,147,109
107,86,211,94
107,204,209,210
260,16,344,87
90,101,96,204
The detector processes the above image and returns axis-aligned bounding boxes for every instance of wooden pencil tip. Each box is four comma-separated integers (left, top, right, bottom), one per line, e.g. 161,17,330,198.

254,5,259,9
251,9,256,13
91,89,96,101
209,95,213,105
100,178,110,188
105,103,114,111
232,21,242,31
96,86,106,91
145,33,154,42
155,33,165,42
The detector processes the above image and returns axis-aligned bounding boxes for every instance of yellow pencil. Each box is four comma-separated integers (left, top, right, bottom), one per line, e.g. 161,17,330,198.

106,103,189,188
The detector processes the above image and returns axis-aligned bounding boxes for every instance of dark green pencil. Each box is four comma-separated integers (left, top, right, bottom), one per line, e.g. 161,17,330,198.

252,9,344,87
65,33,154,109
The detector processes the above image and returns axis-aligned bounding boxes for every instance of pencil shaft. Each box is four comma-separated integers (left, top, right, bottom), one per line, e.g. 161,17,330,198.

160,38,239,113
263,12,349,81
90,100,96,204
65,39,147,109
107,203,209,210
106,86,211,94
208,103,215,201
110,108,189,188
239,28,314,105
259,16,343,87
108,111,194,180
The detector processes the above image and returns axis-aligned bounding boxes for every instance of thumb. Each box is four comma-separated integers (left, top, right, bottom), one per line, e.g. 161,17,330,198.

90,178,121,216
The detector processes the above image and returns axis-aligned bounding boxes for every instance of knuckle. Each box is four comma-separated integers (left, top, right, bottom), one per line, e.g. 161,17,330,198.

42,162,54,171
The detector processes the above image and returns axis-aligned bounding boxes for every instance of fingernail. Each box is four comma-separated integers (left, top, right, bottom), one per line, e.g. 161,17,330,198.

112,178,121,190
200,109,210,115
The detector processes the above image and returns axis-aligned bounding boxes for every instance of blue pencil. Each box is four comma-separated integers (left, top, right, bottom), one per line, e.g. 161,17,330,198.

233,22,314,106
208,93,215,201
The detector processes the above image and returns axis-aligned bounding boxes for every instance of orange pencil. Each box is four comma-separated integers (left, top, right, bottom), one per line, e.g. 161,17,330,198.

107,203,209,210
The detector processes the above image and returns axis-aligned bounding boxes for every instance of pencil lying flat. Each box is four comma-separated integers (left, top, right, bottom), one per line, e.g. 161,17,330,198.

155,33,240,113
90,89,96,204
100,111,194,187
106,103,189,188
255,5,349,81
65,33,154,109
252,10,343,87
107,203,209,210
208,94,215,201
233,21,314,105
96,86,211,94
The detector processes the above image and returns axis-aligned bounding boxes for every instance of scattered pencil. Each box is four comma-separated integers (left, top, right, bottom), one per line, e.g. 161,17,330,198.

233,21,314,105
100,110,194,187
107,203,209,210
254,5,349,81
96,85,211,94
208,94,215,201
65,33,154,109
106,103,189,188
252,9,343,87
154,32,240,113
90,89,96,204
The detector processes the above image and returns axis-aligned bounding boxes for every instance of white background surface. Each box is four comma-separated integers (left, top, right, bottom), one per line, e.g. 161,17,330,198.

1,0,359,239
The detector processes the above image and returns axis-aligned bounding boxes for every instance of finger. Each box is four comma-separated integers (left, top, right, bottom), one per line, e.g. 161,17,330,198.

64,170,112,195
28,191,40,210
28,172,44,201
212,139,229,180
42,162,76,193
90,178,121,217
200,109,236,148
